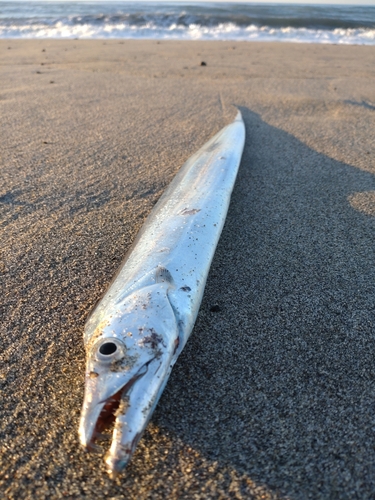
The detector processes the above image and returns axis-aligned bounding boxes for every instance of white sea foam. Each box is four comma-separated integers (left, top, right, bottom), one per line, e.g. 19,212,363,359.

1,22,375,45
1,2,374,45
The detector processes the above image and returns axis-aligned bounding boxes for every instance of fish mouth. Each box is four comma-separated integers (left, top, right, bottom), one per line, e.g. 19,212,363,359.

79,360,151,453
89,380,133,449
79,336,176,476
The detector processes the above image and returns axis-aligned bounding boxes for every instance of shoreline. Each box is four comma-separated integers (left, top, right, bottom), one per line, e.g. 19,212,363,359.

1,1,374,45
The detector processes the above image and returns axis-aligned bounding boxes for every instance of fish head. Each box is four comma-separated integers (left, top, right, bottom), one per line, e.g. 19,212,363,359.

79,284,179,475
79,334,145,450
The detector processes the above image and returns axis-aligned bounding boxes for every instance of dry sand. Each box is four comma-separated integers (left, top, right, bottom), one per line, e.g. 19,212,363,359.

1,40,375,499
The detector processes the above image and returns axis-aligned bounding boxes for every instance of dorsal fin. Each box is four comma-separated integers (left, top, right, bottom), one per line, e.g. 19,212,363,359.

155,266,174,285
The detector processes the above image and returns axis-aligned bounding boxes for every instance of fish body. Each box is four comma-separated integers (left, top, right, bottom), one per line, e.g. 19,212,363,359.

79,111,246,477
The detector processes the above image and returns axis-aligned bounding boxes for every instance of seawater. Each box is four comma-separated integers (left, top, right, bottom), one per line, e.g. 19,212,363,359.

0,1,374,45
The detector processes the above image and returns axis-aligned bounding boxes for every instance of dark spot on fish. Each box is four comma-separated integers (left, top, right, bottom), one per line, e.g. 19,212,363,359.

180,286,191,292
141,329,165,350
207,141,220,152
36,71,42,74
42,49,46,52
155,266,173,284
173,337,180,355
50,81,54,84
180,208,201,216
201,61,207,66
210,304,221,313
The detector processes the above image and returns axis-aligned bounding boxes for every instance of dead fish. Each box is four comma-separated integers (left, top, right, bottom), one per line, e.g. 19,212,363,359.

79,111,246,477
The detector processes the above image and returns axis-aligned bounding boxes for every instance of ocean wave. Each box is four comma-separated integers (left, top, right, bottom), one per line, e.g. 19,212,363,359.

1,20,375,45
0,2,374,45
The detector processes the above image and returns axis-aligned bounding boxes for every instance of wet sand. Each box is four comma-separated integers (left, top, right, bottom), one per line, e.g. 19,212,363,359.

1,40,375,499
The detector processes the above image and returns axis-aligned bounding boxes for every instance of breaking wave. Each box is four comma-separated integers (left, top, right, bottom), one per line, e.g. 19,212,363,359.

1,2,374,45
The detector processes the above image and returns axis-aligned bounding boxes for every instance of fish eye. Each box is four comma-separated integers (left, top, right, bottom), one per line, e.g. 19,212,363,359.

99,342,117,356
94,337,125,363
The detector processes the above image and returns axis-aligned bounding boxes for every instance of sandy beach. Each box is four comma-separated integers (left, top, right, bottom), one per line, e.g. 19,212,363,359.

1,40,375,499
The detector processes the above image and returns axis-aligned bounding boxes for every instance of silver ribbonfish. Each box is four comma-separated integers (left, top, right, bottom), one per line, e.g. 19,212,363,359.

79,111,246,477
